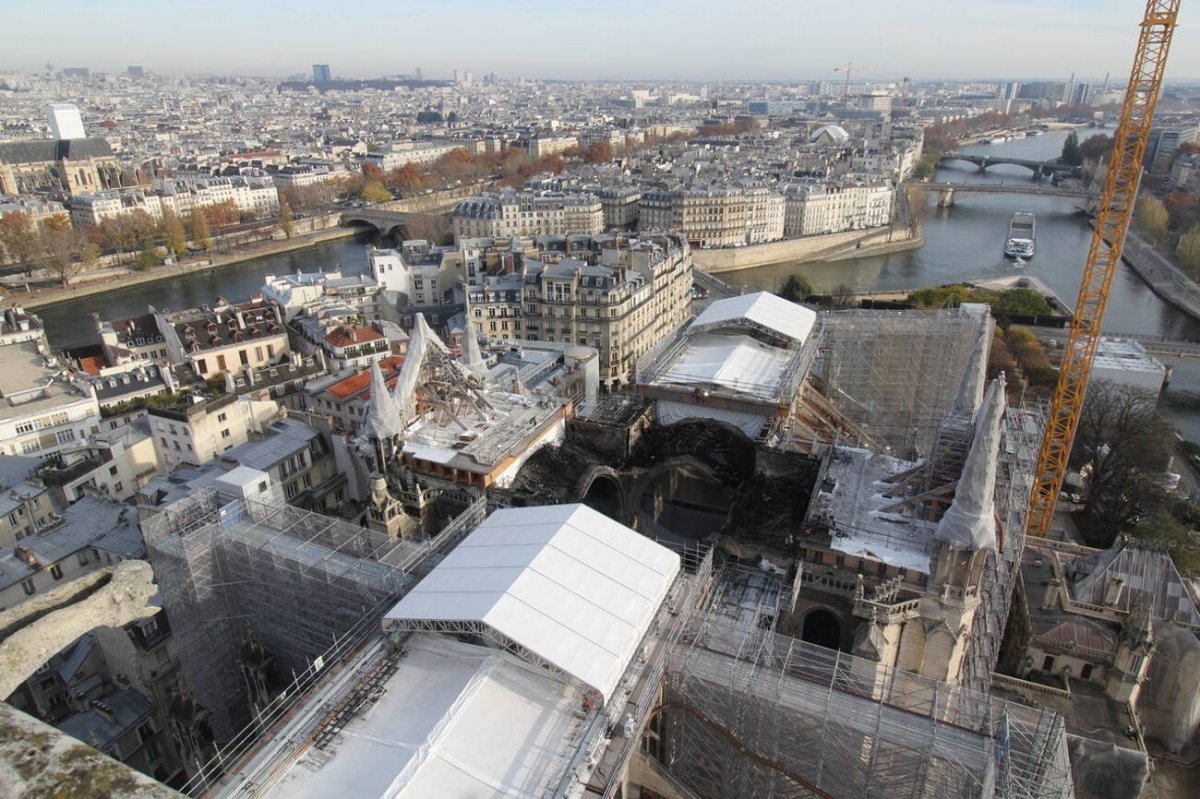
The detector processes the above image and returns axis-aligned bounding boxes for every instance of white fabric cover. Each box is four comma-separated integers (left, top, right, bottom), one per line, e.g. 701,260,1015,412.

462,316,487,379
365,359,402,441
689,291,816,345
936,375,1006,551
658,399,767,438
384,504,680,703
392,313,429,422
656,332,791,400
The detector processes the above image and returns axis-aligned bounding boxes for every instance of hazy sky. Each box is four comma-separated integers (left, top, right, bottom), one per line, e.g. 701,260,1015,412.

5,0,1198,82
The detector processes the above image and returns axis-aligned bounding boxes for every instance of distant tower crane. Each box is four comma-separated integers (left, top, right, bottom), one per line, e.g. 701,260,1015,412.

834,61,873,98
1026,0,1180,539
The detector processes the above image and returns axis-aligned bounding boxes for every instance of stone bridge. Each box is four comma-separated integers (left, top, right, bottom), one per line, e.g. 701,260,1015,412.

938,152,1081,179
340,208,427,237
913,181,1098,209
340,185,481,236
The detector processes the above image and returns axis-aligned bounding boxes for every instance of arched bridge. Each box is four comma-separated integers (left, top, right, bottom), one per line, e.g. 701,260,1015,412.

938,152,1080,179
340,209,428,237
913,181,1098,209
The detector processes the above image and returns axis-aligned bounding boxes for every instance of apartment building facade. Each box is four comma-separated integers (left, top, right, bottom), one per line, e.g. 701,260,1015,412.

452,191,605,241
467,233,693,387
638,184,784,247
781,180,894,237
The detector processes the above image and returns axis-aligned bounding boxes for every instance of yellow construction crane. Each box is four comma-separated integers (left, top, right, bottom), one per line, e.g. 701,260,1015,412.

1026,0,1181,539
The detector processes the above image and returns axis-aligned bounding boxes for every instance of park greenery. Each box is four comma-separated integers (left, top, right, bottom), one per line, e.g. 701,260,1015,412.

987,326,1058,393
1135,195,1170,244
1135,191,1200,279
905,284,1055,318
1178,225,1200,271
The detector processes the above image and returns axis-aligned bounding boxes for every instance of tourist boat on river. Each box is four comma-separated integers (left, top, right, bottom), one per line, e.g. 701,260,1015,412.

1004,212,1036,259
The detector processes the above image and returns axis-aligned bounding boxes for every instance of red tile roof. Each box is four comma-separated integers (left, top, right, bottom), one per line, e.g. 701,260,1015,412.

78,355,106,376
325,325,386,348
324,355,405,401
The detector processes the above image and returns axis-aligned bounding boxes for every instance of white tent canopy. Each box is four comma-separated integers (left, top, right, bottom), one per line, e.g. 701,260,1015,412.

689,291,817,345
383,504,681,703
654,332,793,400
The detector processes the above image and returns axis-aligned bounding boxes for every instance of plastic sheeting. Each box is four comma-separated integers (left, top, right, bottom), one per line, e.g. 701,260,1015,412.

462,314,488,380
935,375,1006,551
364,359,402,441
1137,624,1200,752
657,399,767,438
392,314,429,423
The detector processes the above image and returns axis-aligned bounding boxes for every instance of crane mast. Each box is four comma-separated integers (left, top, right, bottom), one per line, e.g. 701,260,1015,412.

1026,0,1180,538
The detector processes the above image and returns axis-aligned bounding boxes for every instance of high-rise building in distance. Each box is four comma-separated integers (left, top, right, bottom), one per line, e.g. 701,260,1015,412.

127,65,144,78
312,64,331,82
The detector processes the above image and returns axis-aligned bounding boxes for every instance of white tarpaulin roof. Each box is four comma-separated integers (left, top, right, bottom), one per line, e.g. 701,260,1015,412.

689,291,817,344
658,399,767,438
265,636,585,799
654,332,792,400
383,504,680,702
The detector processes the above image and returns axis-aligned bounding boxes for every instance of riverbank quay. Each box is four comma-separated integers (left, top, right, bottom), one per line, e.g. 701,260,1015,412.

13,224,360,311
1118,230,1200,325
693,220,923,274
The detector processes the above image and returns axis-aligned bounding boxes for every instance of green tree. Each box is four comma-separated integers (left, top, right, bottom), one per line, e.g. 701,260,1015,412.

134,243,162,271
161,207,187,256
189,207,212,250
907,284,977,308
1177,225,1200,272
1135,195,1170,244
777,274,813,303
360,181,392,204
988,288,1053,318
0,211,41,267
912,153,939,180
278,200,294,239
1060,131,1082,166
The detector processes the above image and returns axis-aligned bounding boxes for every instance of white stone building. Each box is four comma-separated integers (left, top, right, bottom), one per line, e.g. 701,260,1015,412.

781,180,894,237
452,191,604,241
147,394,279,470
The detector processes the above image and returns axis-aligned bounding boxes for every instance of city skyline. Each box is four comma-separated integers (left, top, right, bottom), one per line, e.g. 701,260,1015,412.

5,0,1200,82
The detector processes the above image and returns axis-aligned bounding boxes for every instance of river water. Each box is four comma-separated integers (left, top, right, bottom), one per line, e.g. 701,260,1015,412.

35,129,1200,439
729,128,1200,441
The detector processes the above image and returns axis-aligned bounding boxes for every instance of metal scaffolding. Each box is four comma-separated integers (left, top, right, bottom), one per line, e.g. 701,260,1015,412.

142,489,481,742
815,307,990,458
660,582,1074,799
